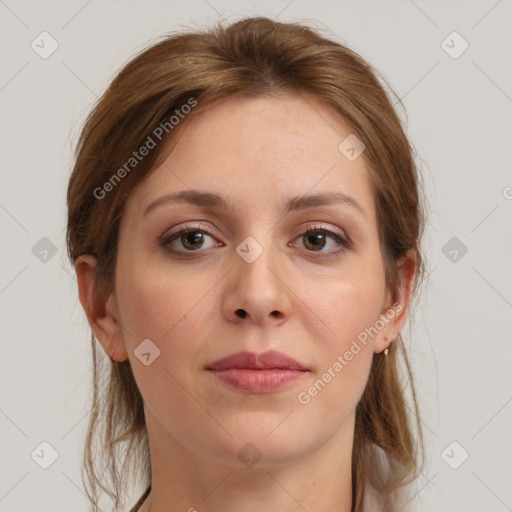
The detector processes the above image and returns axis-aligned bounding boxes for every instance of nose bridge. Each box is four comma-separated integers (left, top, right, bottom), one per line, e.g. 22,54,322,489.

235,232,279,284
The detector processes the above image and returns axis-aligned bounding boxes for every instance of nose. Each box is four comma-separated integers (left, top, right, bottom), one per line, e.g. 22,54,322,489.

222,239,291,326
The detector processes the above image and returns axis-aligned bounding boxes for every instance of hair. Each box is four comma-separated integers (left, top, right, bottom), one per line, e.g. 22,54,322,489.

66,15,427,512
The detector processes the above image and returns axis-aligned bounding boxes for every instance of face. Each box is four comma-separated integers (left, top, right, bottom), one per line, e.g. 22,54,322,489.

103,93,401,467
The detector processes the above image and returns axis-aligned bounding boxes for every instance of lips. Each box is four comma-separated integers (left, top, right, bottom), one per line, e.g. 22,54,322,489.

207,350,308,393
207,350,307,371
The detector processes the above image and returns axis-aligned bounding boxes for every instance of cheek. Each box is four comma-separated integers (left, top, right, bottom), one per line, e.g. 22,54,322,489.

294,267,385,411
116,261,214,345
115,267,212,438
115,261,216,397
293,293,379,441
301,262,385,355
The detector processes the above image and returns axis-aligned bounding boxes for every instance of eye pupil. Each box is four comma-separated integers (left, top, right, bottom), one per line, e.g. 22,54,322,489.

182,232,204,250
304,232,326,251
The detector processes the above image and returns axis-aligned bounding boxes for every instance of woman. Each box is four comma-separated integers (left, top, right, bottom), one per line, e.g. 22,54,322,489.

67,16,426,512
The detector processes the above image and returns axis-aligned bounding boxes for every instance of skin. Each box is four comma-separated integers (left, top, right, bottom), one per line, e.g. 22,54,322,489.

75,92,416,512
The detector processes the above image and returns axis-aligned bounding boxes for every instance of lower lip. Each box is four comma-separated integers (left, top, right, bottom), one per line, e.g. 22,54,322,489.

208,368,306,393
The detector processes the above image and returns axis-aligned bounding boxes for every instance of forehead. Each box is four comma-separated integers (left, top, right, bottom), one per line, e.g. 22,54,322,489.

124,93,375,220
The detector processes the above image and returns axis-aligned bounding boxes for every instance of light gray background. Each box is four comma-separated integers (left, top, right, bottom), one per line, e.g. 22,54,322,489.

1,1,511,511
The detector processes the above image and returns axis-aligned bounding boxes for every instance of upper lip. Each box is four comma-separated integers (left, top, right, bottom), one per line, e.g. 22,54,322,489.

207,350,307,371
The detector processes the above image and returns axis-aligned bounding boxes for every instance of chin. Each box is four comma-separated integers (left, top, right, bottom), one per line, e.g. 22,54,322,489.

199,415,325,469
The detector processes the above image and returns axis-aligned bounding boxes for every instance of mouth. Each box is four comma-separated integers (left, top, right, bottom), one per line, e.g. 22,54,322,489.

206,350,308,393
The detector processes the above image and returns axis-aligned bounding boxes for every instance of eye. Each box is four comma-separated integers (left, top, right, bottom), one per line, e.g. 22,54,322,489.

294,226,350,256
161,224,219,254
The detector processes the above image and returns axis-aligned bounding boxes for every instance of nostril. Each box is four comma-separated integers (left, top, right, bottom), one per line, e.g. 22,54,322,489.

236,309,247,318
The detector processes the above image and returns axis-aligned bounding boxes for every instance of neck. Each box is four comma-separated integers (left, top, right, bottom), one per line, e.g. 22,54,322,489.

139,410,355,512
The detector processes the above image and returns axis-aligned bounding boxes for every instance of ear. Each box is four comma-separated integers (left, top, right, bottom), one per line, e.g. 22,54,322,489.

374,248,417,354
74,254,128,362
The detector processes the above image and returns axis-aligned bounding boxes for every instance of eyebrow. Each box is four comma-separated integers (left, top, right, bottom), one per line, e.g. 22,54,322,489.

143,189,367,219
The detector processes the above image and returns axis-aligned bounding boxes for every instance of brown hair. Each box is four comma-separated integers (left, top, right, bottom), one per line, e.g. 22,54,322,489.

66,16,426,512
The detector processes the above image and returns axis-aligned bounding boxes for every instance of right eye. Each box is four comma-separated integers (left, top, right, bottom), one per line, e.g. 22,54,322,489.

161,224,221,255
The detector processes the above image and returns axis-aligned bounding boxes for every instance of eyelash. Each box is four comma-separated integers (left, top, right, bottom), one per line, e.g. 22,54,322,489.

160,223,351,259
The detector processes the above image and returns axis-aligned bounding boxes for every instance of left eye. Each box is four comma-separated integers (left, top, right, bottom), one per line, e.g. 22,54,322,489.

294,227,349,253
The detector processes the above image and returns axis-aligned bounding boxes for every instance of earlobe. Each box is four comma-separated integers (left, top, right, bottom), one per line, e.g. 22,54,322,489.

74,255,129,362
